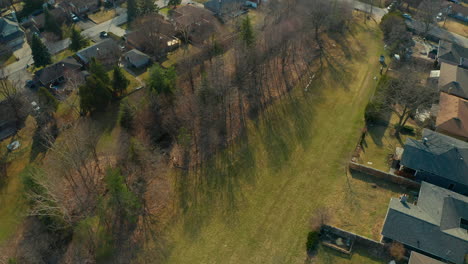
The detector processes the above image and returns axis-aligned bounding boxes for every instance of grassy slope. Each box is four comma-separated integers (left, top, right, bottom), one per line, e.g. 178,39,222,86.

160,22,401,264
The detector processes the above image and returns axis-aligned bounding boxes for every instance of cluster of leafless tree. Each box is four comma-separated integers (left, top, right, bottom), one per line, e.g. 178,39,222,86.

141,0,354,168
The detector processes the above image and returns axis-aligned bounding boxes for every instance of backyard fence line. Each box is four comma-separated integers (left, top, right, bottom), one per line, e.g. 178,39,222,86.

348,161,421,189
321,225,385,249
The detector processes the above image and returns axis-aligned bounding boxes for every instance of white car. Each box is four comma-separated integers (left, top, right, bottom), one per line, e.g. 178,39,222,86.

31,101,40,111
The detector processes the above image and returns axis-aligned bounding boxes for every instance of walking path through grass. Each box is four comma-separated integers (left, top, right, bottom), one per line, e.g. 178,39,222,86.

158,22,404,264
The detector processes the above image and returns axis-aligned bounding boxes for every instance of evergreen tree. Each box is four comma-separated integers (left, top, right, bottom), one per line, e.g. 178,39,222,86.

79,75,112,114
112,66,129,97
119,101,134,131
240,15,255,47
69,27,87,51
31,34,52,67
139,0,158,15
104,168,140,223
148,64,176,95
127,0,138,23
168,0,181,8
38,87,59,112
89,58,110,84
44,8,62,37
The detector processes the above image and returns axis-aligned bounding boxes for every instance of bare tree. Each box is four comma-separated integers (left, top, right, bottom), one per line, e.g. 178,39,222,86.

416,0,442,35
375,66,437,133
0,78,27,129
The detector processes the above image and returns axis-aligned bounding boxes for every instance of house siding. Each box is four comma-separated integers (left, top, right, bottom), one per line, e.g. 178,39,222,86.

416,171,468,196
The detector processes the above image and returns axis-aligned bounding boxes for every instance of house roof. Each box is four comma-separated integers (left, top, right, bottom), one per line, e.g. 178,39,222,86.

382,182,468,264
204,0,244,15
125,49,150,66
172,5,222,45
32,8,67,29
438,40,468,65
34,57,82,85
0,17,23,43
400,129,468,187
409,252,445,264
438,63,468,99
76,39,120,64
436,92,468,139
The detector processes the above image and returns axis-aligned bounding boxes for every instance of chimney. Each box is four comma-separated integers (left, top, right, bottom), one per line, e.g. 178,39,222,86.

423,137,428,145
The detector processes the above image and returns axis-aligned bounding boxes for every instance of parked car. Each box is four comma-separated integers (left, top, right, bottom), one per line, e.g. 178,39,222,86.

100,31,108,38
402,13,412,20
71,13,79,22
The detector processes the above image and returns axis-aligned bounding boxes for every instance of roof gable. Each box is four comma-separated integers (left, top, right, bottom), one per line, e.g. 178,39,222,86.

400,129,468,186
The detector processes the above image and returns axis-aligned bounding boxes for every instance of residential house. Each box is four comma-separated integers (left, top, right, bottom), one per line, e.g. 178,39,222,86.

59,0,100,16
171,5,221,46
76,38,120,67
398,129,468,195
125,15,179,58
0,16,25,49
34,57,82,88
438,62,468,99
31,7,68,30
435,92,468,140
408,252,445,264
381,182,468,264
437,40,468,66
204,0,245,17
124,49,150,68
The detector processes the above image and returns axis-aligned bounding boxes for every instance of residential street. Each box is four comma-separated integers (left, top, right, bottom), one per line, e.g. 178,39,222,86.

1,8,128,81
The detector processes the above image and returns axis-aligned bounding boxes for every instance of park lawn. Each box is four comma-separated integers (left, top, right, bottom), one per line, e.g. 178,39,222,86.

358,113,419,171
157,21,406,264
439,18,468,37
88,8,117,24
52,49,75,63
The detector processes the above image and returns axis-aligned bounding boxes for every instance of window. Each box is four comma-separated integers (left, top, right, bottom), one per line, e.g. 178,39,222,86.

448,183,455,190
461,218,468,231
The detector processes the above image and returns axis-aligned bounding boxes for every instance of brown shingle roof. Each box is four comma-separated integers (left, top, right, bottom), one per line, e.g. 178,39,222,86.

34,57,82,86
436,92,468,140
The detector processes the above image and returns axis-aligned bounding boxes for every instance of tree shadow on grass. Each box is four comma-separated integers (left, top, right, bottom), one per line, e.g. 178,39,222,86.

349,170,417,193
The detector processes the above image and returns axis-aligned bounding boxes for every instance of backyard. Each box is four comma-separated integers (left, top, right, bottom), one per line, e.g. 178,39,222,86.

151,21,407,264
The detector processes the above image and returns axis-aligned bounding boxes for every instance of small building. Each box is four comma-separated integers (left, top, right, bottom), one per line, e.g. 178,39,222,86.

435,92,468,141
437,40,468,66
124,49,150,68
399,129,468,195
381,182,468,264
76,38,120,67
34,56,82,88
0,16,25,49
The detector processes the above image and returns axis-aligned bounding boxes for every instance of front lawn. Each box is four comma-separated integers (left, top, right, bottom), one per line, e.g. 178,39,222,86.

439,18,468,36
88,8,117,24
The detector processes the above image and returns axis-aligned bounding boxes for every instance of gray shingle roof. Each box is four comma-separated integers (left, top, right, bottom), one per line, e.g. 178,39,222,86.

400,129,468,187
124,49,150,67
382,182,468,264
76,39,120,65
35,57,82,85
438,40,468,65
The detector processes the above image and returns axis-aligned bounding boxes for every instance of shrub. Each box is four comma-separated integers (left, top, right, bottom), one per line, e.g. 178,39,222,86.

306,231,319,253
389,242,406,260
365,101,383,123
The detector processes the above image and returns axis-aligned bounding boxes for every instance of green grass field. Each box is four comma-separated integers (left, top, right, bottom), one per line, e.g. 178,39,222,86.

152,22,405,264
